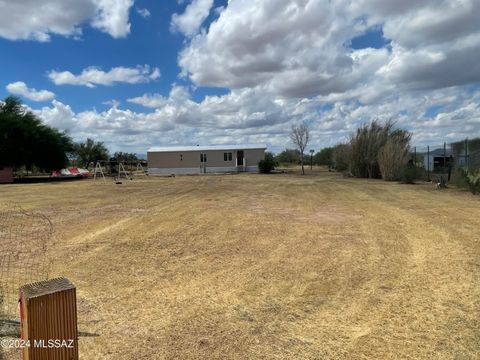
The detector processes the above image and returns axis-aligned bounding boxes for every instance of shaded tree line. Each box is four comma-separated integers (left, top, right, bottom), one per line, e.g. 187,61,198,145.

73,138,109,168
0,96,73,171
73,141,139,168
0,97,140,174
110,152,138,163
275,147,333,167
274,120,413,182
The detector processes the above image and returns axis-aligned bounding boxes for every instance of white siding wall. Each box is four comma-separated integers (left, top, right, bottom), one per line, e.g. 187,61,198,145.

149,165,259,175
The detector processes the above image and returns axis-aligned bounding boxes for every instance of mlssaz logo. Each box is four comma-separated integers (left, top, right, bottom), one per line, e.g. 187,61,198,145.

34,339,75,349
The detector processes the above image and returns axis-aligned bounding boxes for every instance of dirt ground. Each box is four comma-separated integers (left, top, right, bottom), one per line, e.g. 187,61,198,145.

0,168,479,359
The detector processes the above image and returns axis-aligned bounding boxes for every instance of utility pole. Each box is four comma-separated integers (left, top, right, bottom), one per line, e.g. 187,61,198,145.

427,145,430,181
310,149,314,170
443,142,447,175
414,146,417,179
465,138,468,168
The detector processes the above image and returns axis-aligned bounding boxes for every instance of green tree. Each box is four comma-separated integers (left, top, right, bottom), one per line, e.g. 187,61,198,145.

110,152,138,163
74,138,109,168
275,149,301,165
0,96,73,170
313,147,333,166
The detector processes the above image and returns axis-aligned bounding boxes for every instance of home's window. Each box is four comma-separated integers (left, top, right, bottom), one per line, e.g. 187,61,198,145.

180,154,183,161
224,152,232,161
200,153,207,162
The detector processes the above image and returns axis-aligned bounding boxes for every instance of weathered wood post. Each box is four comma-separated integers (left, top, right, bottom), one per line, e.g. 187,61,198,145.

19,277,79,359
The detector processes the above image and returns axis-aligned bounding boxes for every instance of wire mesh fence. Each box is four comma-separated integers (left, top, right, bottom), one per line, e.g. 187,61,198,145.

411,138,480,187
0,206,53,358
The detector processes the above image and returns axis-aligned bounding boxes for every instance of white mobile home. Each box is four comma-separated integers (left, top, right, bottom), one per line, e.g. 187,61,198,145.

147,144,267,175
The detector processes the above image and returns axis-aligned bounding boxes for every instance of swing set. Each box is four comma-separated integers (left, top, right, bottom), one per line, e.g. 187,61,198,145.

93,160,148,183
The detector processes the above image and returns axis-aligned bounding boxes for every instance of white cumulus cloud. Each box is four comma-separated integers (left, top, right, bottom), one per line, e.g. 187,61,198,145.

0,0,134,41
127,85,191,108
91,0,134,38
136,8,151,19
6,81,55,102
34,100,76,129
178,0,480,98
21,0,480,151
48,65,161,87
171,0,214,37
128,93,168,108
33,83,480,153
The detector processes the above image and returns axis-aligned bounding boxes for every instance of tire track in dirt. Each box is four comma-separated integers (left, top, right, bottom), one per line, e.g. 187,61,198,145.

330,182,479,358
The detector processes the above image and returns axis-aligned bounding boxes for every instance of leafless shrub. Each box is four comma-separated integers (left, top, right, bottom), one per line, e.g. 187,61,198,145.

331,143,351,172
378,137,410,181
349,120,411,179
290,122,310,175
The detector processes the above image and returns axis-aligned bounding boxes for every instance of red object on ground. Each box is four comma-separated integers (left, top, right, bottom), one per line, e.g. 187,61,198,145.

51,167,92,178
0,166,14,183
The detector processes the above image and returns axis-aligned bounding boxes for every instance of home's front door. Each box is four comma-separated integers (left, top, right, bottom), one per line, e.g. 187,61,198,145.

237,151,244,166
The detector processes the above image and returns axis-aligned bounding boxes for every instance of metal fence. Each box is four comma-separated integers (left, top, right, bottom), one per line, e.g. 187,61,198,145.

0,206,53,359
411,138,480,185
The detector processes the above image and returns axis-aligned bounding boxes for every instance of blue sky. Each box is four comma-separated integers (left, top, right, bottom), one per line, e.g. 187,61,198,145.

350,28,390,50
0,1,227,112
0,0,479,153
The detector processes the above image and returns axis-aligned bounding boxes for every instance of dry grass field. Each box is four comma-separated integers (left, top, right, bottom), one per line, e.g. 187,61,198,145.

1,169,479,359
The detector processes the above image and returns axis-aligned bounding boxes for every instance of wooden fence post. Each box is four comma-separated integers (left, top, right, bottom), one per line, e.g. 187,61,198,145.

19,277,79,360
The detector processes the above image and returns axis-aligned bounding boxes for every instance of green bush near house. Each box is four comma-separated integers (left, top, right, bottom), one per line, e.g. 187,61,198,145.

258,152,278,173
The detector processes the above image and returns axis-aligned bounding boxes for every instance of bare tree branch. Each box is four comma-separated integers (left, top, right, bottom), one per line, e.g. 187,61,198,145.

290,122,310,175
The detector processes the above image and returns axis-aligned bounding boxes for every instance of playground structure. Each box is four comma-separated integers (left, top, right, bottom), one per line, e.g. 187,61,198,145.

93,161,148,182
